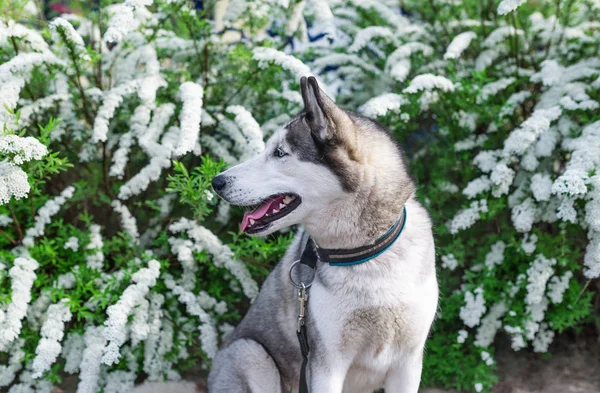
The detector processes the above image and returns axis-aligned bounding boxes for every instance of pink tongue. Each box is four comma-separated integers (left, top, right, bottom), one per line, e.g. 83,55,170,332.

241,196,286,232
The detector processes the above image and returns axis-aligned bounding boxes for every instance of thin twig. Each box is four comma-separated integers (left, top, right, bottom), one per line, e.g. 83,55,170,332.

7,204,23,241
0,229,17,245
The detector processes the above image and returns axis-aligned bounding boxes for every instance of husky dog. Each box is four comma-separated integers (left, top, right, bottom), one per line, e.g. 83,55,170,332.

208,77,438,393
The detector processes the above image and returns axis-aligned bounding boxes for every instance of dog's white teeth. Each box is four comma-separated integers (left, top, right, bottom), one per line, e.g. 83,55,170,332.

250,219,256,226
283,195,293,204
279,203,286,209
272,209,279,214
265,213,270,217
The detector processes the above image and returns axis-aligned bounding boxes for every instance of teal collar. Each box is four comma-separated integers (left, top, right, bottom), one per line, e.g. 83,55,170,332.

299,206,407,268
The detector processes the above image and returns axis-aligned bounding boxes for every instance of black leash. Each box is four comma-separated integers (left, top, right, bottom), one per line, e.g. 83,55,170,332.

289,207,407,393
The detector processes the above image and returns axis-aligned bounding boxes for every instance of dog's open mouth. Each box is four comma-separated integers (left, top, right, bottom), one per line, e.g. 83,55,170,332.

241,194,301,234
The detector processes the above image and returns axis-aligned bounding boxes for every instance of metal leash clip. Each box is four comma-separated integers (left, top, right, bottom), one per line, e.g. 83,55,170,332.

297,283,308,333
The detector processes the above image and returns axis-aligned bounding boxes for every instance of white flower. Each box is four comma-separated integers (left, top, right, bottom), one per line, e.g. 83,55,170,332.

64,237,79,251
531,60,563,87
0,163,30,206
530,173,553,202
0,214,13,227
169,218,258,299
477,77,515,103
475,302,507,348
49,18,90,61
0,135,48,165
61,333,85,374
92,81,138,143
441,254,458,270
475,49,501,71
497,0,527,15
111,200,139,242
226,105,265,161
0,339,25,387
118,127,178,199
463,176,492,199
473,150,500,173
484,241,506,269
490,162,515,197
349,26,396,52
481,351,494,366
360,94,408,118
0,257,39,351
521,233,538,255
532,323,554,353
526,254,556,305
460,287,487,328
474,382,483,392
547,271,572,304
77,326,106,393
483,26,524,48
102,260,160,365
439,182,460,194
403,74,455,94
103,4,136,43
164,278,218,358
500,91,531,117
449,199,488,234
444,31,477,60
31,300,72,378
457,329,468,344
503,106,562,157
22,186,75,246
174,82,204,157
86,224,105,270
584,231,600,279
253,47,312,78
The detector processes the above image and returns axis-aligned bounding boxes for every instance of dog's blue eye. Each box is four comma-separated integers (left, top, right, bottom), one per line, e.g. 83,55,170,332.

274,147,287,158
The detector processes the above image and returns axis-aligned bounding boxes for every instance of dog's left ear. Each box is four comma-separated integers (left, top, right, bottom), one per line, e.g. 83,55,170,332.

300,76,351,145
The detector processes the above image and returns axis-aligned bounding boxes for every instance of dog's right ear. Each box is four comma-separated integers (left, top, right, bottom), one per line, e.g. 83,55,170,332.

300,76,329,143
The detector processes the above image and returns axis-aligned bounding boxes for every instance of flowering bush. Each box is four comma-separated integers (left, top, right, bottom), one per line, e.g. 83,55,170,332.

0,0,598,392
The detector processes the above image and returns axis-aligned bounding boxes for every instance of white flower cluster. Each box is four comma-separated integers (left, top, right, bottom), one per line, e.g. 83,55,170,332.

102,260,161,366
31,300,72,378
169,218,259,299
449,199,488,234
64,236,79,251
444,31,477,60
0,256,39,351
174,82,204,157
403,74,455,94
484,241,506,270
0,162,30,205
460,287,487,328
0,135,48,165
359,93,408,118
77,326,107,393
226,105,265,161
441,253,458,271
86,224,105,270
23,186,75,247
497,0,527,15
164,277,219,359
111,200,140,242
349,26,396,53
49,17,90,62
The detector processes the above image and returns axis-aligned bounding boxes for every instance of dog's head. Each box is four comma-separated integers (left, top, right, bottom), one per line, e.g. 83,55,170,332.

212,76,413,237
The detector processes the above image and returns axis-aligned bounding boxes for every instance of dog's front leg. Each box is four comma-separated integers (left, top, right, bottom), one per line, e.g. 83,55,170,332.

307,351,350,393
383,350,424,393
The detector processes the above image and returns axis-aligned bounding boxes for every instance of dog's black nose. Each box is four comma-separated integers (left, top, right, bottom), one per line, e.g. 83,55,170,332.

212,175,227,193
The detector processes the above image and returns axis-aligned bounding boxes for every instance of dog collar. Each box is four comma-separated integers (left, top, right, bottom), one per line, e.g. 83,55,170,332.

299,206,407,268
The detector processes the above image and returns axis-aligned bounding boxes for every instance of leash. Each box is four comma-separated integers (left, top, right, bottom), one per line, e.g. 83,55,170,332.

288,206,407,393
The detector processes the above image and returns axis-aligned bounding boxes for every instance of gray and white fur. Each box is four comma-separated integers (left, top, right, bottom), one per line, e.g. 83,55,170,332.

208,77,438,393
